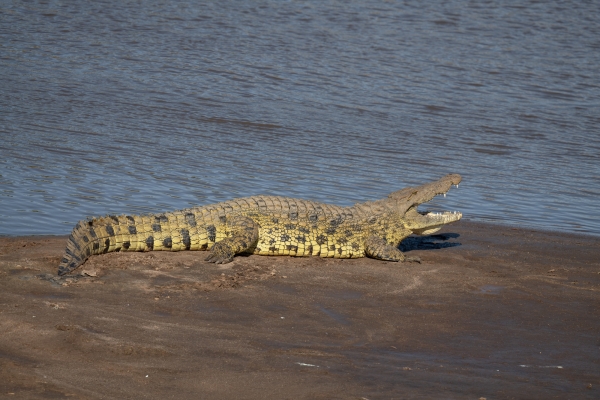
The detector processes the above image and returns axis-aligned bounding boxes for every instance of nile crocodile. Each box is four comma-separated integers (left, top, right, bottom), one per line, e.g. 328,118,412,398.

58,174,462,275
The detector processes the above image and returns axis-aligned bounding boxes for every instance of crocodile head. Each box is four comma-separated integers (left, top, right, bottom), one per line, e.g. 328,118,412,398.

388,174,463,235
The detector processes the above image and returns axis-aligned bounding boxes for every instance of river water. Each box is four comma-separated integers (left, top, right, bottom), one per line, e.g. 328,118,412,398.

1,0,599,236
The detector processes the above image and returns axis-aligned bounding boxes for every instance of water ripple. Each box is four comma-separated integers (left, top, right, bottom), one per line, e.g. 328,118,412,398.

1,0,599,236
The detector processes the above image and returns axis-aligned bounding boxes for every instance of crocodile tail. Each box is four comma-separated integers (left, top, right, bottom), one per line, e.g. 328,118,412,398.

58,220,93,275
57,214,143,275
57,210,205,275
57,211,192,275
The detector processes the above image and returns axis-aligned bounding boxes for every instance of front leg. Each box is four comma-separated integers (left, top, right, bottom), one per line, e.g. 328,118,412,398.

364,235,420,263
205,216,259,264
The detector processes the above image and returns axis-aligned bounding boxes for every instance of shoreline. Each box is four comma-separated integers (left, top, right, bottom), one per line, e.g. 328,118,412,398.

1,220,598,398
3,218,600,240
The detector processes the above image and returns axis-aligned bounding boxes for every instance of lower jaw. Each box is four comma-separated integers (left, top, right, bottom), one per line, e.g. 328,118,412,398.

412,226,442,235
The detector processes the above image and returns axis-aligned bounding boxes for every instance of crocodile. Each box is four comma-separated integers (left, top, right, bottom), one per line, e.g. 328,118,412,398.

58,174,462,275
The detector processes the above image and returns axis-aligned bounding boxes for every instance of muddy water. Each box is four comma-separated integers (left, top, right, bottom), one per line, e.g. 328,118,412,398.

1,0,599,236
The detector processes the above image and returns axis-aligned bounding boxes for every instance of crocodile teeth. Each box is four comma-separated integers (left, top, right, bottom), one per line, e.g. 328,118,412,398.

443,193,446,197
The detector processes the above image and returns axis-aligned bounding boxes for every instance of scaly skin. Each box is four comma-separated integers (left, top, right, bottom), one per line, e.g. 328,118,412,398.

58,174,462,275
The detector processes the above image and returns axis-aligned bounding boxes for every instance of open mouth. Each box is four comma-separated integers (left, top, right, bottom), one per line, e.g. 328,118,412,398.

411,182,462,235
387,174,463,235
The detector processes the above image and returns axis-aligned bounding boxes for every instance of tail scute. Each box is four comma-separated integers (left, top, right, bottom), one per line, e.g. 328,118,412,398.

57,213,152,275
57,209,202,275
58,221,91,275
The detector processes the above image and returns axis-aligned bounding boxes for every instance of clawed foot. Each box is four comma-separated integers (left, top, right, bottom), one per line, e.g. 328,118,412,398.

405,256,421,263
205,242,235,264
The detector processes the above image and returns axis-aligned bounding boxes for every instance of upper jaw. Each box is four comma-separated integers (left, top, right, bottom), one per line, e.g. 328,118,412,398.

388,174,462,207
414,173,462,205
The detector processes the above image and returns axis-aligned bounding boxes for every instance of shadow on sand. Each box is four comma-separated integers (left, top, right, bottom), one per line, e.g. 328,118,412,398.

400,233,461,252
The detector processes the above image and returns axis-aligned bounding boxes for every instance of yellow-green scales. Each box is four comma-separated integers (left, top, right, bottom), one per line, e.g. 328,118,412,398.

58,174,463,275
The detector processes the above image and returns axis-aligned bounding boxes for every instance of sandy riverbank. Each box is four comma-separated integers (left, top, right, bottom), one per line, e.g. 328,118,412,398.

1,221,598,399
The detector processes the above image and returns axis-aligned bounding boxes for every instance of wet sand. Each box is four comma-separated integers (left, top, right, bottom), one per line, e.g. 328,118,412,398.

1,221,598,399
